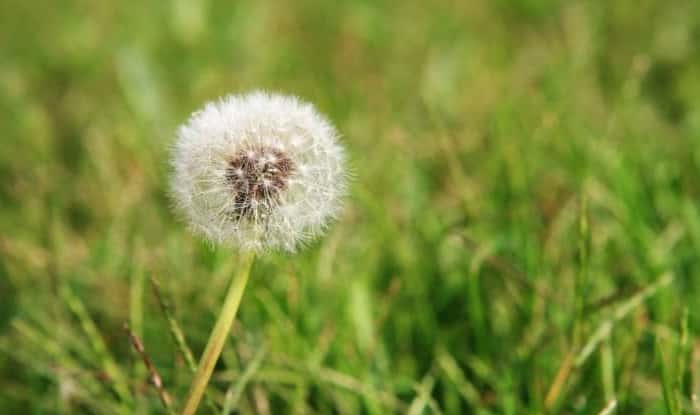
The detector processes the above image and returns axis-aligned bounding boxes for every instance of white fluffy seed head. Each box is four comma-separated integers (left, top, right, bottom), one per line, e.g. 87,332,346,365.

171,91,347,253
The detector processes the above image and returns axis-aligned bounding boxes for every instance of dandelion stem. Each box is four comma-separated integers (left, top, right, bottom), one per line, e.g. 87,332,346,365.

180,252,255,415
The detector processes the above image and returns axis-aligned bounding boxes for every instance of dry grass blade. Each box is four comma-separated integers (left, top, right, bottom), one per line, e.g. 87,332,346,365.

124,323,175,415
544,350,575,410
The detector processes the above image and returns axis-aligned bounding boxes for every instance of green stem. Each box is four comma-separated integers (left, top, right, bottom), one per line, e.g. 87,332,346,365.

180,252,255,415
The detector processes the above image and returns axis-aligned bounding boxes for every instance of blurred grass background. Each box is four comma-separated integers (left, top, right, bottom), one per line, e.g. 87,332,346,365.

2,0,700,413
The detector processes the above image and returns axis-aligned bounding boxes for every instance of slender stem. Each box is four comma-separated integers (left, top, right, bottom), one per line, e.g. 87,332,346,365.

180,252,255,415
124,323,175,415
150,274,198,372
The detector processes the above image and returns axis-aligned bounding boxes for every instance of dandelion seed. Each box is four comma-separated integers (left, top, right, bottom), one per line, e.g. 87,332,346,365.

171,91,347,252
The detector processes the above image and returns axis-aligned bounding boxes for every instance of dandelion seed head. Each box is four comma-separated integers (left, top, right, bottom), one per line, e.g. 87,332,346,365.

171,91,347,252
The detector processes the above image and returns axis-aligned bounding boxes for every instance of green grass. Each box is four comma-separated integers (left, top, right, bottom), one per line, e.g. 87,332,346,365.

2,0,700,413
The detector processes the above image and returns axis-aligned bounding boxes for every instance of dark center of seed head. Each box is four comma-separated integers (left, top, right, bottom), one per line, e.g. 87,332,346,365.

225,146,295,219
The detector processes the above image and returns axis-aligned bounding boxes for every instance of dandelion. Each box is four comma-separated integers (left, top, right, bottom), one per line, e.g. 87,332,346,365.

171,91,346,253
171,91,346,415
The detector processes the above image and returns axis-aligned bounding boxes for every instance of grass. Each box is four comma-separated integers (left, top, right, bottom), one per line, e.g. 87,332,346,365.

1,0,700,413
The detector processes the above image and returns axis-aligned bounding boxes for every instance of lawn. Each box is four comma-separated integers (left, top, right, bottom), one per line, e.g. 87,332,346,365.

2,0,700,413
